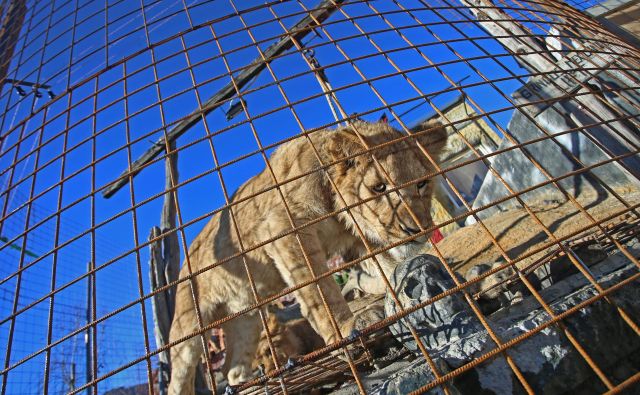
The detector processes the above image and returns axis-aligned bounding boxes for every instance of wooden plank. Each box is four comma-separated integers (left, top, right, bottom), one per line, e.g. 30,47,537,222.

149,139,182,394
512,42,619,118
459,0,555,72
460,0,640,179
148,226,171,394
161,140,180,315
102,0,345,198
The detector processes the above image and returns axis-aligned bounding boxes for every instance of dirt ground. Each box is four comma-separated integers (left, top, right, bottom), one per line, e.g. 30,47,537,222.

426,189,640,276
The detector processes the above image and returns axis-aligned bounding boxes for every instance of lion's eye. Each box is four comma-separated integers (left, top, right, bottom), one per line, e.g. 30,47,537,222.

417,180,428,189
372,183,387,193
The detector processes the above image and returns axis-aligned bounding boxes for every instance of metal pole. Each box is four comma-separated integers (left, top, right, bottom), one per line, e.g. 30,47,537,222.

85,262,91,395
70,362,75,391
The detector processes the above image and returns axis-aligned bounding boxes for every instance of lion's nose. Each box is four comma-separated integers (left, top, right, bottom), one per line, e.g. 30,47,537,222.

400,224,421,235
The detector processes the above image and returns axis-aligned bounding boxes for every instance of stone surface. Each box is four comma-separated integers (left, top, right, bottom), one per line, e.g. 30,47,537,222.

384,255,479,353
337,240,640,394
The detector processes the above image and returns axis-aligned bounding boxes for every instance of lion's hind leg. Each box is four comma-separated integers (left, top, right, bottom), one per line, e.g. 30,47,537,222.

168,286,219,395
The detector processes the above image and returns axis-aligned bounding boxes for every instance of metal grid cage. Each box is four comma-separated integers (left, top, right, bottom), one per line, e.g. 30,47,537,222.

0,0,639,394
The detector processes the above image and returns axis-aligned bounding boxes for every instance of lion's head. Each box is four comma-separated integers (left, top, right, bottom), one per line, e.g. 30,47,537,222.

325,119,448,247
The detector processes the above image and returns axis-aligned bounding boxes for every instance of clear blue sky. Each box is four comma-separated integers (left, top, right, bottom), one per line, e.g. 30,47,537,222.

0,0,541,392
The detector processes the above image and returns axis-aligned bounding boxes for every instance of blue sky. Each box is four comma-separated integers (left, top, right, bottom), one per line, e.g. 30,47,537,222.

0,0,547,392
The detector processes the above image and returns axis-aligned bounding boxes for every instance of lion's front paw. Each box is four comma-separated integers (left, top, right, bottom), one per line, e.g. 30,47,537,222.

339,317,356,339
227,365,254,386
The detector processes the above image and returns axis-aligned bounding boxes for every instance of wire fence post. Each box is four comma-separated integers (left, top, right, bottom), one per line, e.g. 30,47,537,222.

70,362,75,391
85,261,91,395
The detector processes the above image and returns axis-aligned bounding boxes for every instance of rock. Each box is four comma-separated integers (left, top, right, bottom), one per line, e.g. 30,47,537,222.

377,359,449,395
465,261,542,316
374,242,640,395
384,255,480,353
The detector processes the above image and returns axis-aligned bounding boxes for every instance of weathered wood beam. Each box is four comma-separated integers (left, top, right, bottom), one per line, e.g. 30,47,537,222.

161,140,180,307
459,0,555,72
103,0,346,198
460,0,640,179
149,140,180,395
149,226,170,358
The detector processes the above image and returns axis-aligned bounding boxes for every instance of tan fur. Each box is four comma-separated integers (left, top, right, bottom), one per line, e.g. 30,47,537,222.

167,120,447,393
253,295,387,373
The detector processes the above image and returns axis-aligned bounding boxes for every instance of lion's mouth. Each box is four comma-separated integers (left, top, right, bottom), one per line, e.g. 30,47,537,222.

391,231,429,245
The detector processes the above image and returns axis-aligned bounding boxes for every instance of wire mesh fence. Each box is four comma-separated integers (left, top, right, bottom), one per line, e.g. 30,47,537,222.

0,0,639,394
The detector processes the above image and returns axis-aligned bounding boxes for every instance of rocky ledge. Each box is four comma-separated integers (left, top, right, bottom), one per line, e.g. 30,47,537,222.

337,240,640,394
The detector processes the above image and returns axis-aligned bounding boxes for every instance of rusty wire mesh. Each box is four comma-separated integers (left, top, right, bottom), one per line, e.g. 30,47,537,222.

0,0,639,394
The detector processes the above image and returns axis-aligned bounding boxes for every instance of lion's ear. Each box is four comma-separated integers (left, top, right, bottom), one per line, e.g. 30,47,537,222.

326,129,364,172
410,119,448,159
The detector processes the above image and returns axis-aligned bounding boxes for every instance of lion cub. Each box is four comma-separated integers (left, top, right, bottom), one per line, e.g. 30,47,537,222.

253,314,324,373
168,119,447,394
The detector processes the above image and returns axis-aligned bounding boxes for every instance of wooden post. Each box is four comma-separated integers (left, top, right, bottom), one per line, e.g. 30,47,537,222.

148,228,170,395
148,140,180,395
